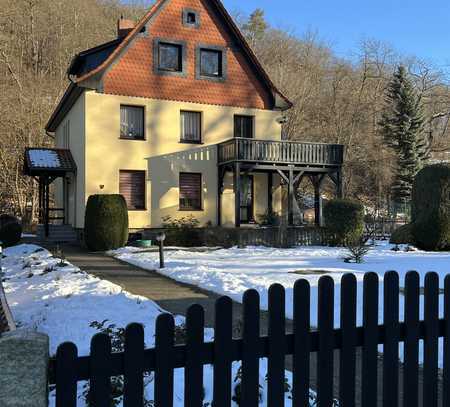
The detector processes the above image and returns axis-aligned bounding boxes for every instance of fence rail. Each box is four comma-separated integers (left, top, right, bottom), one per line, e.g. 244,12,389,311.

50,271,450,407
218,138,344,166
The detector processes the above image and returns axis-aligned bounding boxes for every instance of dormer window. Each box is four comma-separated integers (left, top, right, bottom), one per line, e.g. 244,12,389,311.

153,38,186,77
183,8,200,28
196,45,227,82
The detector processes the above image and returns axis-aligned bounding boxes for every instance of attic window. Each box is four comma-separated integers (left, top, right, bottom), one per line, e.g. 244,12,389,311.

188,12,197,24
159,43,182,72
182,8,200,28
196,45,227,82
153,38,187,77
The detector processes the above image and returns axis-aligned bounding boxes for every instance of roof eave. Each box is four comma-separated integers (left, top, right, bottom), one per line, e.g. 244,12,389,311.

45,83,84,133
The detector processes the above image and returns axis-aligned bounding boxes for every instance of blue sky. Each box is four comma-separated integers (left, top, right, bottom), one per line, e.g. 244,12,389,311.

222,0,450,67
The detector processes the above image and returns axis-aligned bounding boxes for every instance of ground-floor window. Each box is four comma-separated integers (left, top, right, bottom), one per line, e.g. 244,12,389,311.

119,170,146,210
179,172,202,210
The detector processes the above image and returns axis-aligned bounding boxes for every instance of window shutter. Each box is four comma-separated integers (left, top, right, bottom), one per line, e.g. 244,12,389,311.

119,170,146,210
179,173,202,210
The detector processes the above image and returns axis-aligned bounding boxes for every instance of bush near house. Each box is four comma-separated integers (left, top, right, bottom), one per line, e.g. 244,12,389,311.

323,199,364,246
411,164,450,251
0,214,22,248
84,195,129,251
161,215,202,247
390,223,415,245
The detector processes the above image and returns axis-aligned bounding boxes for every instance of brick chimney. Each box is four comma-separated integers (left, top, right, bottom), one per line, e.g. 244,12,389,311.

117,16,135,39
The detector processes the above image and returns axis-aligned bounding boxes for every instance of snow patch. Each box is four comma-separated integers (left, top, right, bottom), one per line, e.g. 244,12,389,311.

29,149,61,168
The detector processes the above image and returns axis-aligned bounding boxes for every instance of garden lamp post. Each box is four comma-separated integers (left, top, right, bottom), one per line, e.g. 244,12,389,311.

156,232,166,269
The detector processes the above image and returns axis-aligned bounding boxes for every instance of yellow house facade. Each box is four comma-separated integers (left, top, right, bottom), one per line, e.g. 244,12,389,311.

36,0,343,238
53,91,284,230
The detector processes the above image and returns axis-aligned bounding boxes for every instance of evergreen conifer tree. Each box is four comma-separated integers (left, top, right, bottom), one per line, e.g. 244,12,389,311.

242,9,267,46
379,66,429,209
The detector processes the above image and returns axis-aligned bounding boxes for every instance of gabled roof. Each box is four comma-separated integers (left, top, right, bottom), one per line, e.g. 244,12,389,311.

71,0,292,110
24,148,77,176
47,0,292,132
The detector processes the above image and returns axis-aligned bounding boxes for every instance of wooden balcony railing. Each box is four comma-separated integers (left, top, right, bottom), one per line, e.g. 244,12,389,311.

217,138,344,166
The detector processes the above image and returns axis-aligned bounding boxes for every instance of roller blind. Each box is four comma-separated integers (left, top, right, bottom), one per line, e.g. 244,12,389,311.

179,172,202,210
119,170,146,210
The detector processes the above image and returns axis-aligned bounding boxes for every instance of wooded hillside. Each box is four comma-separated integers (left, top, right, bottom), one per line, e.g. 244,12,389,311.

0,1,449,222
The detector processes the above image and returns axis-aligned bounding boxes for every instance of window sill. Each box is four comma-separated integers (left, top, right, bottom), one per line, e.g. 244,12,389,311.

196,74,226,83
179,140,203,145
155,68,187,78
120,137,146,141
179,208,203,212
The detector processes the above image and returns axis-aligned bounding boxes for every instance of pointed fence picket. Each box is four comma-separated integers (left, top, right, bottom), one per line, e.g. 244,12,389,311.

50,271,449,407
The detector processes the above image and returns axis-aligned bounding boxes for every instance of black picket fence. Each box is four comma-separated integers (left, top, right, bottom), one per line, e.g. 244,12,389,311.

49,271,450,407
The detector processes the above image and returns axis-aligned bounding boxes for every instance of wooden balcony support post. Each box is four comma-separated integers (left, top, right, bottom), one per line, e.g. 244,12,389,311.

267,173,273,214
217,167,226,226
234,162,241,227
288,168,294,226
312,174,327,227
328,169,344,199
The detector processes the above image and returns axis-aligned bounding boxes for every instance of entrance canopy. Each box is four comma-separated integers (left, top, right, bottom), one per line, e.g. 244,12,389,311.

24,148,76,176
24,148,76,237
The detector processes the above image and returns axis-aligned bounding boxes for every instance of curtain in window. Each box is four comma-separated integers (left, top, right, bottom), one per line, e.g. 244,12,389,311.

181,111,201,142
120,106,144,139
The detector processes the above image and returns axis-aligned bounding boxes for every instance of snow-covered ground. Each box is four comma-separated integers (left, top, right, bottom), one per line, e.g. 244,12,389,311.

113,241,450,366
113,242,450,324
1,244,303,406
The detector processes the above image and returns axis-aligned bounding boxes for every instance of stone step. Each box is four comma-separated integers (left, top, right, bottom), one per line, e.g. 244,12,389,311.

36,225,78,242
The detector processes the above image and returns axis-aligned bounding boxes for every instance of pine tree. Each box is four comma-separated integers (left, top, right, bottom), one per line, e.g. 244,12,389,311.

242,9,267,46
379,66,429,207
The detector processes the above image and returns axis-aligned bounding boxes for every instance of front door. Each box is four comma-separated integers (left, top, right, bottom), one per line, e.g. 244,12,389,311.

240,175,254,223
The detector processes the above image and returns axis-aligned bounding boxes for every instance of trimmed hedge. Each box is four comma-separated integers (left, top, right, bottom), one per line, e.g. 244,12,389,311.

323,199,364,245
411,164,450,251
390,223,415,245
84,195,129,251
0,215,22,248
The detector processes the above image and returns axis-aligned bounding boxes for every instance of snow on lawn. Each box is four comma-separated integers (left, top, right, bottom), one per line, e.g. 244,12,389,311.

113,241,450,366
2,244,305,406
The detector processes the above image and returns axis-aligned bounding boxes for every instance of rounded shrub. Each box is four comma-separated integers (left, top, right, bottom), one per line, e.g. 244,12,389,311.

411,164,450,251
0,215,22,247
323,199,364,245
84,194,129,251
390,223,415,245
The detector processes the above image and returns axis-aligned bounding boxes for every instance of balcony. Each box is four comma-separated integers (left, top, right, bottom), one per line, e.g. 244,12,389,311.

218,138,344,167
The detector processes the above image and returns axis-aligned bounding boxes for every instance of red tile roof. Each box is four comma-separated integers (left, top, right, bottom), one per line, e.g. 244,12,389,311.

73,0,292,110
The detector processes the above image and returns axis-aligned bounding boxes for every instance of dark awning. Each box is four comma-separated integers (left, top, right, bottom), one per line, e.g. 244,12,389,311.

24,148,77,177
